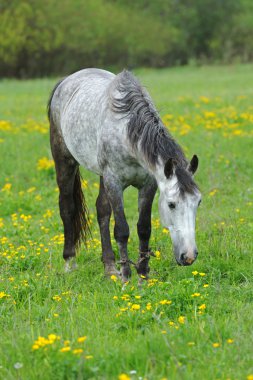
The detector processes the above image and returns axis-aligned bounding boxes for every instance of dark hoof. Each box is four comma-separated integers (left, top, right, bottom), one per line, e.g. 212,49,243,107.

120,265,132,283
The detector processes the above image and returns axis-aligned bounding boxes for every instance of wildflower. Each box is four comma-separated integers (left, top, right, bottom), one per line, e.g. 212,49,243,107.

212,343,220,348
203,284,209,288
73,348,83,355
131,304,140,311
209,189,218,196
53,313,59,317
161,330,167,334
32,344,40,350
168,321,175,326
110,275,118,282
199,272,206,276
198,304,206,310
247,375,253,380
85,355,93,359
155,250,161,259
187,342,195,346
118,374,131,380
146,303,152,311
77,336,87,343
178,316,185,324
191,293,201,297
135,295,141,299
60,346,71,352
113,296,118,300
226,339,234,344
159,299,172,305
192,271,198,276
1,183,11,192
37,157,54,170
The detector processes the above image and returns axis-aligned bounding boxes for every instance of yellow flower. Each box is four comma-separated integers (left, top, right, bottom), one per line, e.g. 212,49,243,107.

37,157,54,170
209,189,218,196
161,330,167,334
1,183,11,192
212,343,220,348
159,300,172,305
187,342,195,346
247,375,253,380
32,344,40,350
110,275,118,282
226,339,234,344
178,316,185,324
203,284,209,288
118,374,131,380
192,271,198,276
191,293,201,297
131,304,140,311
85,355,93,359
73,348,83,355
60,346,71,352
198,304,206,310
199,272,206,276
146,303,152,311
77,336,87,343
53,313,59,317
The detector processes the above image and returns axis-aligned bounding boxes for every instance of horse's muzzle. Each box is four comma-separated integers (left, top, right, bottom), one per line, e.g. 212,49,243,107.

177,251,198,266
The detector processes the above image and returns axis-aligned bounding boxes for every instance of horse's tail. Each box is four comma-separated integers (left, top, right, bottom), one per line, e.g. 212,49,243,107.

73,167,90,248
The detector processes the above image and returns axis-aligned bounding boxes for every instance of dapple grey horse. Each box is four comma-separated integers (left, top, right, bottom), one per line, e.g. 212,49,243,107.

48,69,201,282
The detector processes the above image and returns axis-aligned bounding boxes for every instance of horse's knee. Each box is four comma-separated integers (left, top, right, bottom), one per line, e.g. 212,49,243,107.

114,223,129,243
137,222,151,241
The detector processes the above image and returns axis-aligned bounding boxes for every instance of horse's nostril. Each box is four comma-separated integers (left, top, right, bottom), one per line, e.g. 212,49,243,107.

180,253,186,263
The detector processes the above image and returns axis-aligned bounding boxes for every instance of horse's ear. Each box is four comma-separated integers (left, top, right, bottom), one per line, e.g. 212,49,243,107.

164,158,173,179
188,155,199,175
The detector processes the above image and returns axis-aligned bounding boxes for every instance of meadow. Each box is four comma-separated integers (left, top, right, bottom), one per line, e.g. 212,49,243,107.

0,64,252,380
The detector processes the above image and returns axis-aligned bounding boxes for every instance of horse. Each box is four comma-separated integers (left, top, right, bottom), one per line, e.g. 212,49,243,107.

48,68,201,282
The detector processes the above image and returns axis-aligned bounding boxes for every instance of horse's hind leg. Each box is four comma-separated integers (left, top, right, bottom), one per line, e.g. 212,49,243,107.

50,123,88,272
96,177,118,277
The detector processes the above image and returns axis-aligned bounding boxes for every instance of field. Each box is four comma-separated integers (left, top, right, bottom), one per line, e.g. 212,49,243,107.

0,64,252,380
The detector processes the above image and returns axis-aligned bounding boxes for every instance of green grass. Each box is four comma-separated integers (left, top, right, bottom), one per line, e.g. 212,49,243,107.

0,64,253,380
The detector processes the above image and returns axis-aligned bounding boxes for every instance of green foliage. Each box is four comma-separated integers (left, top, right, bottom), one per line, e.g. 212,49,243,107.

1,0,253,77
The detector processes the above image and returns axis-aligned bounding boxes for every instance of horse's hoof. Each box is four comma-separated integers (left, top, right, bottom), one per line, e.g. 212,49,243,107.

105,264,121,279
64,258,77,273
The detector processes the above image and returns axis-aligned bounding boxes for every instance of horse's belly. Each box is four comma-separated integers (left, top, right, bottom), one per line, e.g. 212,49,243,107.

61,120,100,174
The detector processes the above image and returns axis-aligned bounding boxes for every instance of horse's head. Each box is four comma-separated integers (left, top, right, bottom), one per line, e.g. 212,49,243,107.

158,155,201,266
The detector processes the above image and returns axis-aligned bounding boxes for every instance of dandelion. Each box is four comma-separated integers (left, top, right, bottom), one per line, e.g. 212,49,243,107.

212,342,220,348
192,271,198,276
187,342,195,346
191,293,201,297
199,272,206,277
73,348,83,355
247,375,253,380
159,300,172,305
53,313,59,318
178,316,185,324
60,346,71,352
118,374,131,380
77,336,87,343
146,303,152,311
37,157,54,170
203,284,209,288
161,330,167,334
226,339,234,344
131,304,140,311
85,355,93,359
1,183,11,192
110,275,118,282
198,304,206,310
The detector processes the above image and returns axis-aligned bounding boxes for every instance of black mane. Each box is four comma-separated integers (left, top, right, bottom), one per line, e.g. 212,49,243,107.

111,70,198,194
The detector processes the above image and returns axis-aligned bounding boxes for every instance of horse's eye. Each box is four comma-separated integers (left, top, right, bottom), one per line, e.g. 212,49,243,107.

168,202,176,210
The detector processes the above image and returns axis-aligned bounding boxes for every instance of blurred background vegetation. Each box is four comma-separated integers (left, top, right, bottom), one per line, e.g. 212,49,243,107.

1,0,253,78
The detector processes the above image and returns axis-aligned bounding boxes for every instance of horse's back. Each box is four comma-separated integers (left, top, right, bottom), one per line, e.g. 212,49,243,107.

50,69,115,174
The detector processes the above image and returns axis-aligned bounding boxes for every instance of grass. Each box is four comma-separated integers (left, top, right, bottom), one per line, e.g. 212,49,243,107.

0,64,253,380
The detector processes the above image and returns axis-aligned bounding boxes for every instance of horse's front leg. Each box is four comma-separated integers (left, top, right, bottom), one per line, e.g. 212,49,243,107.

103,170,131,283
136,178,157,279
96,176,119,277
